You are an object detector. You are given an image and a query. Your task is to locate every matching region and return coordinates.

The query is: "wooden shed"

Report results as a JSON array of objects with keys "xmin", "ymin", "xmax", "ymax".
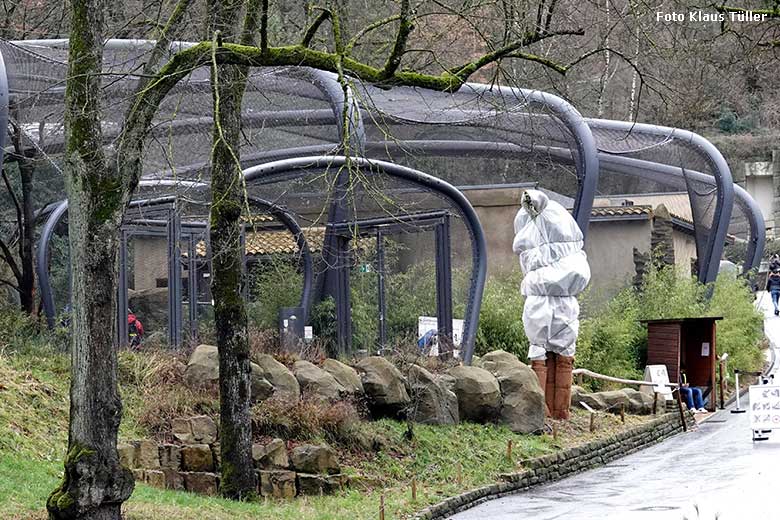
[{"xmin": 641, "ymin": 317, "xmax": 723, "ymax": 412}]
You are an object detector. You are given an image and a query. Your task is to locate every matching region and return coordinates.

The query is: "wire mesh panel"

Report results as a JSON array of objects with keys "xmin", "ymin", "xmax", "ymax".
[
  {"xmin": 587, "ymin": 119, "xmax": 736, "ymax": 281},
  {"xmin": 0, "ymin": 37, "xmax": 760, "ymax": 348},
  {"xmin": 356, "ymin": 82, "xmax": 583, "ymax": 203},
  {"xmin": 244, "ymin": 160, "xmax": 476, "ymax": 356}
]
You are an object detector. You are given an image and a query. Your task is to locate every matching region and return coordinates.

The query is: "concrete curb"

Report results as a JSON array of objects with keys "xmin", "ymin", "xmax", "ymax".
[{"xmin": 413, "ymin": 412, "xmax": 693, "ymax": 520}]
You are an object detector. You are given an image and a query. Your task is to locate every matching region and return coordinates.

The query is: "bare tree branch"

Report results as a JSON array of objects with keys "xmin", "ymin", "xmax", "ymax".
[
  {"xmin": 301, "ymin": 7, "xmax": 331, "ymax": 48},
  {"xmin": 345, "ymin": 14, "xmax": 401, "ymax": 56},
  {"xmin": 379, "ymin": 0, "xmax": 414, "ymax": 79},
  {"xmin": 141, "ymin": 0, "xmax": 195, "ymax": 78},
  {"xmin": 450, "ymin": 28, "xmax": 585, "ymax": 79}
]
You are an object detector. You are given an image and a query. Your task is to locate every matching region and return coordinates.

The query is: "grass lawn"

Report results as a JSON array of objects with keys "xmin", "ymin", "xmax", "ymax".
[{"xmin": 0, "ymin": 345, "xmax": 652, "ymax": 520}]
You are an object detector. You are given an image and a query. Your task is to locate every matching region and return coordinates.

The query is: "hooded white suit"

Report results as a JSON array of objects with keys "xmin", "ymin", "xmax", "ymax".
[{"xmin": 512, "ymin": 190, "xmax": 591, "ymax": 360}]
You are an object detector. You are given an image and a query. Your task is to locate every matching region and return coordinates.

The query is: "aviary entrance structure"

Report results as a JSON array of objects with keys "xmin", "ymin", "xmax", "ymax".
[{"xmin": 0, "ymin": 39, "xmax": 765, "ymax": 363}]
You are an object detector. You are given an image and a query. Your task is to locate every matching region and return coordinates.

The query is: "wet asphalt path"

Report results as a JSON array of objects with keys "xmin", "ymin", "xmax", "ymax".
[{"xmin": 450, "ymin": 296, "xmax": 780, "ymax": 520}]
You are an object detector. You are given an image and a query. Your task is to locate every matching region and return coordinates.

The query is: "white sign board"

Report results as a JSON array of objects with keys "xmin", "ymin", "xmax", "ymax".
[
  {"xmin": 417, "ymin": 316, "xmax": 464, "ymax": 357},
  {"xmin": 749, "ymin": 385, "xmax": 780, "ymax": 430},
  {"xmin": 304, "ymin": 326, "xmax": 313, "ymax": 341},
  {"xmin": 701, "ymin": 342, "xmax": 710, "ymax": 357},
  {"xmin": 640, "ymin": 364, "xmax": 673, "ymax": 400}
]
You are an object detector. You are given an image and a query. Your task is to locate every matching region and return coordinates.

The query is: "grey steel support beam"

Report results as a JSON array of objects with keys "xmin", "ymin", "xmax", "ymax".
[
  {"xmin": 167, "ymin": 207, "xmax": 183, "ymax": 348},
  {"xmin": 188, "ymin": 234, "xmax": 199, "ymax": 342},
  {"xmin": 435, "ymin": 215, "xmax": 454, "ymax": 355},
  {"xmin": 118, "ymin": 229, "xmax": 129, "ymax": 347},
  {"xmin": 376, "ymin": 230, "xmax": 387, "ymax": 350},
  {"xmin": 306, "ymin": 70, "xmax": 366, "ymax": 317},
  {"xmin": 463, "ymin": 84, "xmax": 599, "ymax": 239},
  {"xmin": 596, "ymin": 153, "xmax": 763, "ymax": 275},
  {"xmin": 243, "ymin": 156, "xmax": 487, "ymax": 365},
  {"xmin": 244, "ymin": 196, "xmax": 315, "ymax": 321},
  {"xmin": 37, "ymin": 200, "xmax": 69, "ymax": 328},
  {"xmin": 335, "ymin": 233, "xmax": 352, "ymax": 357}
]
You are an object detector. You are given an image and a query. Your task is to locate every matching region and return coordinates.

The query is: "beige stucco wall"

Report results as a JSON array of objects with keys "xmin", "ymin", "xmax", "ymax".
[
  {"xmin": 672, "ymin": 230, "xmax": 696, "ymax": 278},
  {"xmin": 396, "ymin": 188, "xmax": 655, "ymax": 301},
  {"xmin": 584, "ymin": 220, "xmax": 652, "ymax": 299},
  {"xmin": 133, "ymin": 236, "xmax": 168, "ymax": 291}
]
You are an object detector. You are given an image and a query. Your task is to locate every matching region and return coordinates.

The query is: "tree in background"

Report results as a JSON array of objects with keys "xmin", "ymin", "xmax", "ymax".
[{"xmin": 42, "ymin": 0, "xmax": 635, "ymax": 514}]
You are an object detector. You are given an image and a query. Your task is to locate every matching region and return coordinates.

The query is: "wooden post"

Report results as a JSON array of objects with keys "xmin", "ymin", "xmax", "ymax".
[
  {"xmin": 456, "ymin": 462, "xmax": 463, "ymax": 486},
  {"xmin": 506, "ymin": 439, "xmax": 513, "ymax": 460},
  {"xmin": 718, "ymin": 360, "xmax": 725, "ymax": 410},
  {"xmin": 552, "ymin": 422, "xmax": 558, "ymax": 441},
  {"xmin": 620, "ymin": 403, "xmax": 625, "ymax": 423},
  {"xmin": 676, "ymin": 389, "xmax": 688, "ymax": 432},
  {"xmin": 589, "ymin": 412, "xmax": 595, "ymax": 433},
  {"xmin": 652, "ymin": 392, "xmax": 658, "ymax": 415},
  {"xmin": 380, "ymin": 494, "xmax": 385, "ymax": 520},
  {"xmin": 411, "ymin": 478, "xmax": 417, "ymax": 501}
]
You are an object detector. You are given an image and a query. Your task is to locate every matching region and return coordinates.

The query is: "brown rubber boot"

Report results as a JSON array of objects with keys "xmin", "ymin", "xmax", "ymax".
[
  {"xmin": 531, "ymin": 359, "xmax": 549, "ymax": 416},
  {"xmin": 545, "ymin": 352, "xmax": 556, "ymax": 418},
  {"xmin": 552, "ymin": 355, "xmax": 574, "ymax": 420}
]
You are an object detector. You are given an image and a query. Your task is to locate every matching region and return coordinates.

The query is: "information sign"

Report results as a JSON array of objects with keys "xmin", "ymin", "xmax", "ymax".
[
  {"xmin": 749, "ymin": 385, "xmax": 780, "ymax": 430},
  {"xmin": 641, "ymin": 364, "xmax": 673, "ymax": 400}
]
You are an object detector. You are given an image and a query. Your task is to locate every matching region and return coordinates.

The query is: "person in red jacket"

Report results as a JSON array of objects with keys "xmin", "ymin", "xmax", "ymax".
[{"xmin": 127, "ymin": 310, "xmax": 144, "ymax": 349}]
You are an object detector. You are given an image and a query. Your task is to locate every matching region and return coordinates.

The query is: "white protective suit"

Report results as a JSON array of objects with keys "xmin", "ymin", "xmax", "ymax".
[{"xmin": 512, "ymin": 190, "xmax": 591, "ymax": 361}]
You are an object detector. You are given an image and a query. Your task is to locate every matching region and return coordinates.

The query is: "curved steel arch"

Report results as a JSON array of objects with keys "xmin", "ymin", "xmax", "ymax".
[
  {"xmin": 243, "ymin": 155, "xmax": 487, "ymax": 365},
  {"xmin": 462, "ymin": 84, "xmax": 600, "ymax": 238},
  {"xmin": 0, "ymin": 45, "xmax": 8, "ymax": 168},
  {"xmin": 37, "ymin": 182, "xmax": 317, "ymax": 331},
  {"xmin": 37, "ymin": 180, "xmax": 209, "ymax": 322},
  {"xmin": 245, "ymin": 195, "xmax": 314, "ymax": 321},
  {"xmin": 586, "ymin": 119, "xmax": 735, "ymax": 284},
  {"xmin": 595, "ymin": 153, "xmax": 764, "ymax": 275}
]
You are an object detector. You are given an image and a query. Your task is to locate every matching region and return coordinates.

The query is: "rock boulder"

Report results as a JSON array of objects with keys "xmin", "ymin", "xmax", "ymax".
[
  {"xmin": 252, "ymin": 438, "xmax": 290, "ymax": 469},
  {"xmin": 447, "ymin": 366, "xmax": 501, "ymax": 422},
  {"xmin": 184, "ymin": 345, "xmax": 274, "ymax": 403},
  {"xmin": 479, "ymin": 350, "xmax": 524, "ymax": 377},
  {"xmin": 293, "ymin": 360, "xmax": 345, "ymax": 401},
  {"xmin": 259, "ymin": 470, "xmax": 297, "ymax": 499},
  {"xmin": 497, "ymin": 367, "xmax": 545, "ymax": 433},
  {"xmin": 254, "ymin": 354, "xmax": 300, "ymax": 402},
  {"xmin": 290, "ymin": 444, "xmax": 340, "ymax": 475},
  {"xmin": 322, "ymin": 359, "xmax": 363, "ymax": 394},
  {"xmin": 406, "ymin": 364, "xmax": 459, "ymax": 425},
  {"xmin": 355, "ymin": 357, "xmax": 410, "ymax": 417}
]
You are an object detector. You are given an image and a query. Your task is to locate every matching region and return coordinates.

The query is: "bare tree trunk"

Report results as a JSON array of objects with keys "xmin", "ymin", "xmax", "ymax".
[
  {"xmin": 208, "ymin": 0, "xmax": 256, "ymax": 499},
  {"xmin": 18, "ymin": 157, "xmax": 36, "ymax": 315},
  {"xmin": 47, "ymin": 0, "xmax": 134, "ymax": 517}
]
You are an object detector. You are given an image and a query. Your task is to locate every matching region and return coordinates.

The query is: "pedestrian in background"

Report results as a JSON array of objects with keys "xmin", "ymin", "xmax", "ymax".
[{"xmin": 766, "ymin": 265, "xmax": 780, "ymax": 316}]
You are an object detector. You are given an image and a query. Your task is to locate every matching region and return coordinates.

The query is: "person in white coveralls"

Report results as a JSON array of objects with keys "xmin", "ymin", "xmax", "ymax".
[{"xmin": 513, "ymin": 190, "xmax": 591, "ymax": 420}]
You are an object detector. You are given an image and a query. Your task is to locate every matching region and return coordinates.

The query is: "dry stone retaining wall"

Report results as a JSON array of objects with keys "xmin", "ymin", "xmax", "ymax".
[
  {"xmin": 414, "ymin": 412, "xmax": 693, "ymax": 519},
  {"xmin": 119, "ymin": 416, "xmax": 348, "ymax": 498}
]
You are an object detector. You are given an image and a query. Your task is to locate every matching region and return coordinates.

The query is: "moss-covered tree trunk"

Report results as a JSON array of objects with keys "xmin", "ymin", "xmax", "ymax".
[
  {"xmin": 47, "ymin": 0, "xmax": 134, "ymax": 518},
  {"xmin": 208, "ymin": 0, "xmax": 256, "ymax": 499}
]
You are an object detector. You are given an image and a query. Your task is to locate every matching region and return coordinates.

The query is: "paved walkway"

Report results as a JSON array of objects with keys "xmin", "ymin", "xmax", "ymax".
[{"xmin": 451, "ymin": 295, "xmax": 780, "ymax": 520}]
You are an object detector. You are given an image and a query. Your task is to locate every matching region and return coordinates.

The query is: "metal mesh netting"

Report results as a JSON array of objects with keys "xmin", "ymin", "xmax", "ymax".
[
  {"xmin": 243, "ymin": 166, "xmax": 476, "ymax": 350},
  {"xmin": 587, "ymin": 121, "xmax": 746, "ymax": 264},
  {"xmin": 0, "ymin": 38, "xmax": 759, "ymax": 347},
  {"xmin": 356, "ymin": 83, "xmax": 582, "ymax": 196}
]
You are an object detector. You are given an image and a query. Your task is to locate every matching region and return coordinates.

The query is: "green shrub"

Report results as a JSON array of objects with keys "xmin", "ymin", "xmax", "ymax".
[
  {"xmin": 637, "ymin": 265, "xmax": 706, "ymax": 321},
  {"xmin": 708, "ymin": 273, "xmax": 764, "ymax": 376},
  {"xmin": 576, "ymin": 264, "xmax": 764, "ymax": 390},
  {"xmin": 576, "ymin": 290, "xmax": 645, "ymax": 390},
  {"xmin": 247, "ymin": 258, "xmax": 303, "ymax": 330},
  {"xmin": 474, "ymin": 271, "xmax": 528, "ymax": 359}
]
